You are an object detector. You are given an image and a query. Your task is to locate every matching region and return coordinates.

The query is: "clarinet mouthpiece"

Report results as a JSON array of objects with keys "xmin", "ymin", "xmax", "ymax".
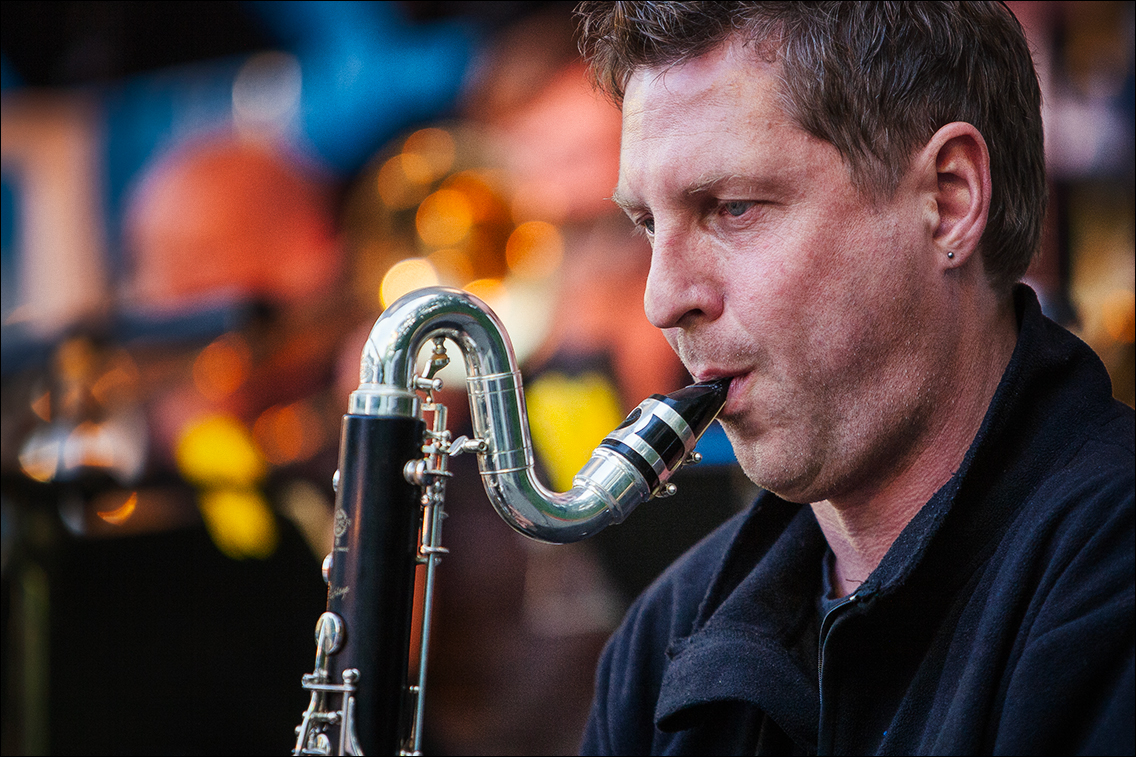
[
  {"xmin": 597, "ymin": 377, "xmax": 730, "ymax": 501},
  {"xmin": 653, "ymin": 377, "xmax": 731, "ymax": 438}
]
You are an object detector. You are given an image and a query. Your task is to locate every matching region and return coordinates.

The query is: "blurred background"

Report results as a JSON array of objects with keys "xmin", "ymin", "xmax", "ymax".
[{"xmin": 0, "ymin": 1, "xmax": 1132, "ymax": 755}]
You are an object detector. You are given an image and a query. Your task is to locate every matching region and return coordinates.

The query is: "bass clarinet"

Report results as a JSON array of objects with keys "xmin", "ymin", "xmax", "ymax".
[{"xmin": 292, "ymin": 287, "xmax": 728, "ymax": 755}]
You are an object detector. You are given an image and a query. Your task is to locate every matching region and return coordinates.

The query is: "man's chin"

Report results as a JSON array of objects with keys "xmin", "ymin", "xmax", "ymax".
[{"xmin": 728, "ymin": 434, "xmax": 824, "ymax": 504}]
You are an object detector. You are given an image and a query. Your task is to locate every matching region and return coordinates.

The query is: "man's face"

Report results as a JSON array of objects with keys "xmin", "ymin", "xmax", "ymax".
[{"xmin": 617, "ymin": 41, "xmax": 944, "ymax": 504}]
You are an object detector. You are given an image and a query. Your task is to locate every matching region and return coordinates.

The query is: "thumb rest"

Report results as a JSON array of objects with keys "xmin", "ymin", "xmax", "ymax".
[{"xmin": 293, "ymin": 287, "xmax": 728, "ymax": 755}]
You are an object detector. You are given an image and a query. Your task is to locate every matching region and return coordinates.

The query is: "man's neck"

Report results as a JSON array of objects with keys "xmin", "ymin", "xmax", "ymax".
[{"xmin": 812, "ymin": 293, "xmax": 1019, "ymax": 598}]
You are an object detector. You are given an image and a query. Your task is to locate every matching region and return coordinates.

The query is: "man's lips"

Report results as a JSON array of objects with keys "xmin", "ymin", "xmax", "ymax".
[{"xmin": 693, "ymin": 369, "xmax": 750, "ymax": 415}]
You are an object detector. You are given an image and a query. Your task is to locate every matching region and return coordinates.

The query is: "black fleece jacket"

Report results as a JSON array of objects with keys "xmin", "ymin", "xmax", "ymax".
[{"xmin": 582, "ymin": 286, "xmax": 1135, "ymax": 755}]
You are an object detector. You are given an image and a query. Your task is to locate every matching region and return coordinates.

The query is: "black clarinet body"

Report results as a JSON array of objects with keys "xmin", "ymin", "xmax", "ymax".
[
  {"xmin": 292, "ymin": 288, "xmax": 728, "ymax": 755},
  {"xmin": 328, "ymin": 414, "xmax": 425, "ymax": 755}
]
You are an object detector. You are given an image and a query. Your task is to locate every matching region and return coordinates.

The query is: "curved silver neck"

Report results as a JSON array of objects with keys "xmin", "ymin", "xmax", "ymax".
[
  {"xmin": 350, "ymin": 287, "xmax": 516, "ymax": 419},
  {"xmin": 349, "ymin": 286, "xmax": 723, "ymax": 544}
]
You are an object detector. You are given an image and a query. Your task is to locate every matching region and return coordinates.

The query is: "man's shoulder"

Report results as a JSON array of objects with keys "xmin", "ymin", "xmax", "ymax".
[
  {"xmin": 983, "ymin": 399, "xmax": 1134, "ymax": 755},
  {"xmin": 1083, "ymin": 396, "xmax": 1136, "ymax": 460},
  {"xmin": 1032, "ymin": 395, "xmax": 1134, "ymax": 520},
  {"xmin": 992, "ymin": 287, "xmax": 1133, "ymax": 534}
]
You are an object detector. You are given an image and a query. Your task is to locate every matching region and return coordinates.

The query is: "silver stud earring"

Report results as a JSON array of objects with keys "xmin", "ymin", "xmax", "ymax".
[{"xmin": 947, "ymin": 251, "xmax": 955, "ymax": 260}]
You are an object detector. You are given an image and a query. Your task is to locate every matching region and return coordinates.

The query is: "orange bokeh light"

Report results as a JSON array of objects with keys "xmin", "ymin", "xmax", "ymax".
[
  {"xmin": 506, "ymin": 221, "xmax": 564, "ymax": 280},
  {"xmin": 380, "ymin": 258, "xmax": 440, "ymax": 308},
  {"xmin": 377, "ymin": 154, "xmax": 428, "ymax": 209},
  {"xmin": 253, "ymin": 401, "xmax": 323, "ymax": 465},
  {"xmin": 402, "ymin": 128, "xmax": 456, "ymax": 183},
  {"xmin": 1102, "ymin": 289, "xmax": 1135, "ymax": 344},
  {"xmin": 416, "ymin": 189, "xmax": 474, "ymax": 248},
  {"xmin": 96, "ymin": 491, "xmax": 138, "ymax": 525},
  {"xmin": 192, "ymin": 333, "xmax": 252, "ymax": 402},
  {"xmin": 464, "ymin": 278, "xmax": 508, "ymax": 310}
]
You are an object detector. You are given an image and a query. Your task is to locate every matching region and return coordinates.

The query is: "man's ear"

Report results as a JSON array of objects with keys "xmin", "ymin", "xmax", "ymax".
[{"xmin": 916, "ymin": 122, "xmax": 991, "ymax": 269}]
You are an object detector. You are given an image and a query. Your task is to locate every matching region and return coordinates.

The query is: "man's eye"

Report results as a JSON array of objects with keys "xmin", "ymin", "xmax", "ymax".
[
  {"xmin": 722, "ymin": 201, "xmax": 753, "ymax": 217},
  {"xmin": 641, "ymin": 217, "xmax": 655, "ymax": 234}
]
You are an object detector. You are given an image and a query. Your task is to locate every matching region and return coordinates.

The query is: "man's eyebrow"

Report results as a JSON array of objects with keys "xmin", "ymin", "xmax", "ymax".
[
  {"xmin": 685, "ymin": 173, "xmax": 752, "ymax": 197},
  {"xmin": 610, "ymin": 174, "xmax": 782, "ymax": 214},
  {"xmin": 612, "ymin": 174, "xmax": 776, "ymax": 209},
  {"xmin": 610, "ymin": 189, "xmax": 644, "ymax": 212}
]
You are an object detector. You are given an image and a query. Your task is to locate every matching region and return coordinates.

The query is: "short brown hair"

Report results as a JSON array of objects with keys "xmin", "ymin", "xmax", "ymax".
[{"xmin": 576, "ymin": 1, "xmax": 1046, "ymax": 293}]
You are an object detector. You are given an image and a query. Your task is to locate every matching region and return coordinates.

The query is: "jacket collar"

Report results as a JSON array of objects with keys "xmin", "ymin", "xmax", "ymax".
[{"xmin": 657, "ymin": 500, "xmax": 825, "ymax": 747}]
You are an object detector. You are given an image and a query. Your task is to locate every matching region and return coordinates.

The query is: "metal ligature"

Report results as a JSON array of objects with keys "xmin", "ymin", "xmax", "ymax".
[{"xmin": 293, "ymin": 287, "xmax": 728, "ymax": 755}]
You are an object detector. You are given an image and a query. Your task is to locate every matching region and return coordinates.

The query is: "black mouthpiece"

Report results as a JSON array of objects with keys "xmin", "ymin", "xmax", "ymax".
[
  {"xmin": 599, "ymin": 378, "xmax": 730, "ymax": 493},
  {"xmin": 653, "ymin": 378, "xmax": 731, "ymax": 438}
]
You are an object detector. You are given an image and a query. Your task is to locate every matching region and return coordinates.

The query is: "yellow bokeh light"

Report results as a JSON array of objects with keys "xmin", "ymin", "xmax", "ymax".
[
  {"xmin": 198, "ymin": 488, "xmax": 279, "ymax": 560},
  {"xmin": 175, "ymin": 414, "xmax": 266, "ymax": 488},
  {"xmin": 526, "ymin": 371, "xmax": 625, "ymax": 491},
  {"xmin": 192, "ymin": 333, "xmax": 252, "ymax": 402},
  {"xmin": 380, "ymin": 258, "xmax": 440, "ymax": 308},
  {"xmin": 416, "ymin": 189, "xmax": 474, "ymax": 247},
  {"xmin": 506, "ymin": 221, "xmax": 564, "ymax": 280}
]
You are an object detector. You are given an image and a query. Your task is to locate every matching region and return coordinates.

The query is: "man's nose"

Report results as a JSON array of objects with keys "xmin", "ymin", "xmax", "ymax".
[{"xmin": 643, "ymin": 228, "xmax": 722, "ymax": 330}]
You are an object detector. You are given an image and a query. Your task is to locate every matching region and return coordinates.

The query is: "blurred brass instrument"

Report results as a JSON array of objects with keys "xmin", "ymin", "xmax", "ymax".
[{"xmin": 292, "ymin": 287, "xmax": 727, "ymax": 755}]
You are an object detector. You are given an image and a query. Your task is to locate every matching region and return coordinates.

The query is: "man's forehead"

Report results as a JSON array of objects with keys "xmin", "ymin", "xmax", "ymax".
[
  {"xmin": 615, "ymin": 45, "xmax": 797, "ymax": 208},
  {"xmin": 624, "ymin": 44, "xmax": 773, "ymax": 112},
  {"xmin": 620, "ymin": 49, "xmax": 787, "ymax": 154}
]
